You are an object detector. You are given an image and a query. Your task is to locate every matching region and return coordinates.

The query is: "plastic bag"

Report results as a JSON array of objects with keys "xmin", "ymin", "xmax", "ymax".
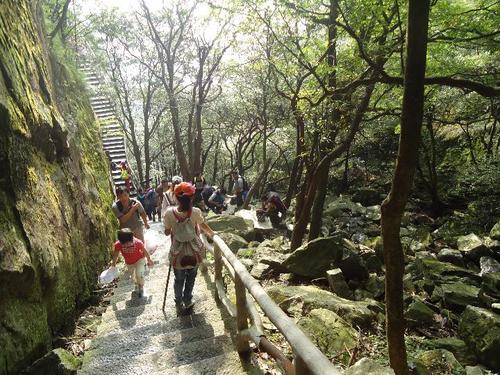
[
  {"xmin": 144, "ymin": 230, "xmax": 160, "ymax": 255},
  {"xmin": 99, "ymin": 266, "xmax": 118, "ymax": 285}
]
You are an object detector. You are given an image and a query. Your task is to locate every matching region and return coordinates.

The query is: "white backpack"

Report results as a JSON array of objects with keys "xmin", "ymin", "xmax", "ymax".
[{"xmin": 169, "ymin": 209, "xmax": 203, "ymax": 269}]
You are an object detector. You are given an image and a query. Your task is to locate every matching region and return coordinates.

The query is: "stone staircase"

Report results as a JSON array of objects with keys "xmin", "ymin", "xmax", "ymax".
[
  {"xmin": 79, "ymin": 62, "xmax": 136, "ymax": 196},
  {"xmin": 79, "ymin": 223, "xmax": 258, "ymax": 374}
]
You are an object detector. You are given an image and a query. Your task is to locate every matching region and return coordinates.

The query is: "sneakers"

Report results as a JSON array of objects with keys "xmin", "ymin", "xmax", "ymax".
[
  {"xmin": 184, "ymin": 300, "xmax": 195, "ymax": 309},
  {"xmin": 137, "ymin": 287, "xmax": 144, "ymax": 298}
]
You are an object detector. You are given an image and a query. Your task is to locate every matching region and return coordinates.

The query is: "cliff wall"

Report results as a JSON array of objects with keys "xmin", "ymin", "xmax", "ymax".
[{"xmin": 0, "ymin": 1, "xmax": 115, "ymax": 373}]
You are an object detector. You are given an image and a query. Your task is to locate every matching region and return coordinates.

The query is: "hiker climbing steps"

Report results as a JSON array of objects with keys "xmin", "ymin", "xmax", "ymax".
[
  {"xmin": 80, "ymin": 62, "xmax": 136, "ymax": 197},
  {"xmin": 80, "ymin": 223, "xmax": 254, "ymax": 374}
]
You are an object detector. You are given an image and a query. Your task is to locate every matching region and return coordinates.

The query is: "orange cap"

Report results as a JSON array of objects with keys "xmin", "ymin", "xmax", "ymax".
[{"xmin": 174, "ymin": 182, "xmax": 195, "ymax": 197}]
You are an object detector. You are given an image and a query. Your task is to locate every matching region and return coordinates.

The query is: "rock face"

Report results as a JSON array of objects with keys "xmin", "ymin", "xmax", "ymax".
[
  {"xmin": 457, "ymin": 233, "xmax": 490, "ymax": 260},
  {"xmin": 416, "ymin": 349, "xmax": 464, "ymax": 374},
  {"xmin": 459, "ymin": 306, "xmax": 500, "ymax": 372},
  {"xmin": 283, "ymin": 235, "xmax": 368, "ymax": 281},
  {"xmin": 0, "ymin": 2, "xmax": 115, "ymax": 372}
]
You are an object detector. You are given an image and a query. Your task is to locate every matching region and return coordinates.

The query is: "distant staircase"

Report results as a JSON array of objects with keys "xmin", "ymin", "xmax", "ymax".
[{"xmin": 79, "ymin": 62, "xmax": 136, "ymax": 196}]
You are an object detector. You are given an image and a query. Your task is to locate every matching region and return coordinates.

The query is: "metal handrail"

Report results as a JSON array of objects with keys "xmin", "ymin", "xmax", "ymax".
[{"xmin": 210, "ymin": 235, "xmax": 341, "ymax": 375}]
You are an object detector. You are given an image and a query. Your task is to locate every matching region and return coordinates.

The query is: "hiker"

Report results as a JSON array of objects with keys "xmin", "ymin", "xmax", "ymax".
[
  {"xmin": 137, "ymin": 187, "xmax": 146, "ymax": 207},
  {"xmin": 112, "ymin": 186, "xmax": 150, "ymax": 241},
  {"xmin": 161, "ymin": 176, "xmax": 182, "ymax": 220},
  {"xmin": 120, "ymin": 161, "xmax": 132, "ymax": 192},
  {"xmin": 231, "ymin": 171, "xmax": 248, "ymax": 208},
  {"xmin": 111, "ymin": 228, "xmax": 154, "ymax": 298},
  {"xmin": 145, "ymin": 186, "xmax": 157, "ymax": 222},
  {"xmin": 257, "ymin": 189, "xmax": 287, "ymax": 228},
  {"xmin": 207, "ymin": 187, "xmax": 226, "ymax": 214},
  {"xmin": 201, "ymin": 184, "xmax": 215, "ymax": 210},
  {"xmin": 163, "ymin": 182, "xmax": 215, "ymax": 310},
  {"xmin": 192, "ymin": 173, "xmax": 206, "ymax": 210},
  {"xmin": 155, "ymin": 178, "xmax": 169, "ymax": 219}
]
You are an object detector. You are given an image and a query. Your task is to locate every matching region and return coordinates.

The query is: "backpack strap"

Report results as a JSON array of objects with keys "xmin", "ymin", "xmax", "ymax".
[
  {"xmin": 164, "ymin": 192, "xmax": 174, "ymax": 206},
  {"xmin": 172, "ymin": 208, "xmax": 192, "ymax": 222}
]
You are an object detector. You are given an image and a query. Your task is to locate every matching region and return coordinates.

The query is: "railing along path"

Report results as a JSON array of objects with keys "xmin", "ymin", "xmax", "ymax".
[{"xmin": 202, "ymin": 234, "xmax": 341, "ymax": 375}]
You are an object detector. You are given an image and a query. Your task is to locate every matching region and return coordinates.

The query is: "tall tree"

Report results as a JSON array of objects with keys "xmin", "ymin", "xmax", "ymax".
[{"xmin": 380, "ymin": 1, "xmax": 431, "ymax": 374}]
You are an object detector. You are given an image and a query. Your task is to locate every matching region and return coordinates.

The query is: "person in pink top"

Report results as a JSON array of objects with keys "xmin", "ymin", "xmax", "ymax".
[{"xmin": 111, "ymin": 228, "xmax": 154, "ymax": 298}]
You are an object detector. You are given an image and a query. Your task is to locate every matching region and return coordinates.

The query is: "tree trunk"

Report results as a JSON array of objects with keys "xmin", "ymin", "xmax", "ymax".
[
  {"xmin": 308, "ymin": 159, "xmax": 330, "ymax": 241},
  {"xmin": 380, "ymin": 1, "xmax": 430, "ymax": 374},
  {"xmin": 242, "ymin": 159, "xmax": 271, "ymax": 209}
]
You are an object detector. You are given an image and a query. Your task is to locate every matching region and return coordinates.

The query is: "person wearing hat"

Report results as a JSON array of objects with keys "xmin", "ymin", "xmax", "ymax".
[{"xmin": 163, "ymin": 182, "xmax": 215, "ymax": 310}]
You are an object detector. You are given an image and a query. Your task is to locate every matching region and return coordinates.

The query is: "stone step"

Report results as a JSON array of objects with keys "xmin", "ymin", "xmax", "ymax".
[
  {"xmin": 90, "ymin": 99, "xmax": 110, "ymax": 106},
  {"xmin": 173, "ymin": 352, "xmax": 250, "ymax": 375},
  {"xmin": 102, "ymin": 136, "xmax": 124, "ymax": 143},
  {"xmin": 92, "ymin": 103, "xmax": 113, "ymax": 111},
  {"xmin": 97, "ymin": 304, "xmax": 228, "ymax": 337},
  {"xmin": 103, "ymin": 143, "xmax": 124, "ymax": 150},
  {"xmin": 89, "ymin": 320, "xmax": 229, "ymax": 361},
  {"xmin": 81, "ymin": 334, "xmax": 235, "ymax": 375},
  {"xmin": 101, "ymin": 289, "xmax": 214, "ymax": 321}
]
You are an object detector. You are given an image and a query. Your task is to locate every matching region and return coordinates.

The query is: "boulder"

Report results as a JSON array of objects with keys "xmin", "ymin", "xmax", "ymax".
[
  {"xmin": 364, "ymin": 274, "xmax": 385, "ymax": 299},
  {"xmin": 458, "ymin": 306, "xmax": 500, "ymax": 372},
  {"xmin": 250, "ymin": 263, "xmax": 269, "ymax": 280},
  {"xmin": 364, "ymin": 236, "xmax": 384, "ymax": 261},
  {"xmin": 465, "ymin": 365, "xmax": 487, "ymax": 375},
  {"xmin": 297, "ymin": 309, "xmax": 357, "ymax": 358},
  {"xmin": 428, "ymin": 337, "xmax": 477, "ymax": 366},
  {"xmin": 431, "ymin": 282, "xmax": 480, "ymax": 311},
  {"xmin": 206, "ymin": 215, "xmax": 254, "ymax": 240},
  {"xmin": 219, "ymin": 232, "xmax": 248, "ymax": 253},
  {"xmin": 23, "ymin": 348, "xmax": 81, "ymax": 375},
  {"xmin": 412, "ymin": 258, "xmax": 481, "ymax": 286},
  {"xmin": 358, "ymin": 245, "xmax": 383, "ymax": 273},
  {"xmin": 365, "ymin": 205, "xmax": 381, "ymax": 221},
  {"xmin": 481, "ymin": 271, "xmax": 500, "ymax": 298},
  {"xmin": 235, "ymin": 209, "xmax": 273, "ymax": 231},
  {"xmin": 405, "ymin": 299, "xmax": 435, "ymax": 325},
  {"xmin": 457, "ymin": 234, "xmax": 490, "ymax": 261},
  {"xmin": 267, "ymin": 284, "xmax": 382, "ymax": 327},
  {"xmin": 416, "ymin": 349, "xmax": 464, "ymax": 374},
  {"xmin": 483, "ymin": 237, "xmax": 500, "ymax": 252},
  {"xmin": 479, "ymin": 256, "xmax": 500, "ymax": 276},
  {"xmin": 490, "ymin": 221, "xmax": 500, "ymax": 240},
  {"xmin": 437, "ymin": 248, "xmax": 465, "ymax": 267},
  {"xmin": 345, "ymin": 358, "xmax": 394, "ymax": 375},
  {"xmin": 352, "ymin": 188, "xmax": 381, "ymax": 206},
  {"xmin": 283, "ymin": 235, "xmax": 368, "ymax": 281},
  {"xmin": 326, "ymin": 269, "xmax": 353, "ymax": 299}
]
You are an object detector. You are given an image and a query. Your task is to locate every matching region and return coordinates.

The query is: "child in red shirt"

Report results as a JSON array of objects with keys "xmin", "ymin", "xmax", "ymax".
[{"xmin": 112, "ymin": 228, "xmax": 154, "ymax": 297}]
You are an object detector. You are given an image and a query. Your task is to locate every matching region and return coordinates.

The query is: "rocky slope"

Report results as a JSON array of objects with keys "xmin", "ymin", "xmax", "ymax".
[{"xmin": 0, "ymin": 1, "xmax": 115, "ymax": 373}]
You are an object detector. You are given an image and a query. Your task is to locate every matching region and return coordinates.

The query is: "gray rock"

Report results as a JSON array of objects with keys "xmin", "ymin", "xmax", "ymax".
[
  {"xmin": 465, "ymin": 365, "xmax": 487, "ymax": 375},
  {"xmin": 483, "ymin": 236, "xmax": 500, "ymax": 252},
  {"xmin": 298, "ymin": 309, "xmax": 357, "ymax": 359},
  {"xmin": 267, "ymin": 285, "xmax": 382, "ymax": 327},
  {"xmin": 437, "ymin": 248, "xmax": 465, "ymax": 267},
  {"xmin": 24, "ymin": 348, "xmax": 81, "ymax": 375},
  {"xmin": 345, "ymin": 358, "xmax": 394, "ymax": 375},
  {"xmin": 219, "ymin": 232, "xmax": 248, "ymax": 253},
  {"xmin": 428, "ymin": 337, "xmax": 477, "ymax": 366},
  {"xmin": 490, "ymin": 221, "xmax": 500, "ymax": 240},
  {"xmin": 457, "ymin": 233, "xmax": 490, "ymax": 261},
  {"xmin": 326, "ymin": 269, "xmax": 353, "ymax": 299},
  {"xmin": 405, "ymin": 299, "xmax": 435, "ymax": 325},
  {"xmin": 250, "ymin": 263, "xmax": 269, "ymax": 280},
  {"xmin": 416, "ymin": 349, "xmax": 464, "ymax": 374},
  {"xmin": 365, "ymin": 274, "xmax": 385, "ymax": 299},
  {"xmin": 431, "ymin": 282, "xmax": 480, "ymax": 311},
  {"xmin": 459, "ymin": 306, "xmax": 500, "ymax": 372},
  {"xmin": 479, "ymin": 256, "xmax": 500, "ymax": 276},
  {"xmin": 283, "ymin": 235, "xmax": 368, "ymax": 281}
]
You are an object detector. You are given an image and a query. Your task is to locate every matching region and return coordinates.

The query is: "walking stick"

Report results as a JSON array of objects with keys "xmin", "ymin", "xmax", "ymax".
[{"xmin": 162, "ymin": 263, "xmax": 172, "ymax": 312}]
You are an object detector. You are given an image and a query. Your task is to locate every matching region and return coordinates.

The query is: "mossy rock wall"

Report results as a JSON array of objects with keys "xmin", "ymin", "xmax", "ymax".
[{"xmin": 0, "ymin": 1, "xmax": 115, "ymax": 373}]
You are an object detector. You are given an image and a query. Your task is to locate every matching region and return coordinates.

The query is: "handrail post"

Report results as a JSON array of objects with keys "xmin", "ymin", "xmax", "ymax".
[
  {"xmin": 214, "ymin": 243, "xmax": 223, "ymax": 303},
  {"xmin": 235, "ymin": 273, "xmax": 251, "ymax": 355},
  {"xmin": 294, "ymin": 354, "xmax": 313, "ymax": 375}
]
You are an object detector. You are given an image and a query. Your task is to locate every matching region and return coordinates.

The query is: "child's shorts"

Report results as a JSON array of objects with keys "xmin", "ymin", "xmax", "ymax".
[{"xmin": 127, "ymin": 258, "xmax": 146, "ymax": 285}]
